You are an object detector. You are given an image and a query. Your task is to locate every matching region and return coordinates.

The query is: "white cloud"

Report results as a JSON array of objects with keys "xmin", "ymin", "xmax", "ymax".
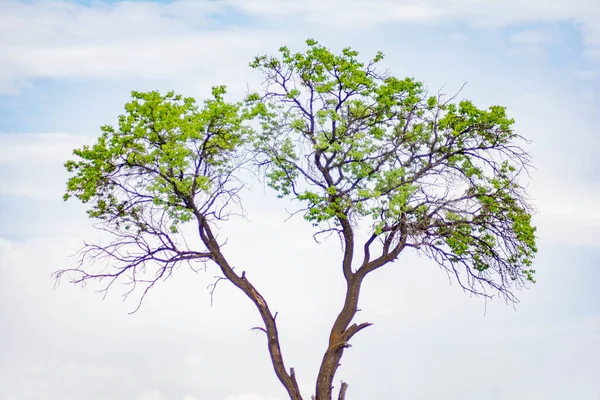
[
  {"xmin": 225, "ymin": 0, "xmax": 597, "ymax": 25},
  {"xmin": 183, "ymin": 353, "xmax": 204, "ymax": 367},
  {"xmin": 226, "ymin": 0, "xmax": 600, "ymax": 47},
  {"xmin": 585, "ymin": 47, "xmax": 600, "ymax": 59},
  {"xmin": 0, "ymin": 0, "xmax": 599, "ymax": 94},
  {"xmin": 0, "ymin": 237, "xmax": 15, "ymax": 254},
  {"xmin": 0, "ymin": 133, "xmax": 90, "ymax": 165},
  {"xmin": 224, "ymin": 394, "xmax": 280, "ymax": 400},
  {"xmin": 0, "ymin": 1, "xmax": 284, "ymax": 94},
  {"xmin": 534, "ymin": 182, "xmax": 600, "ymax": 247},
  {"xmin": 574, "ymin": 69, "xmax": 599, "ymax": 79},
  {"xmin": 510, "ymin": 28, "xmax": 562, "ymax": 45},
  {"xmin": 135, "ymin": 390, "xmax": 167, "ymax": 400},
  {"xmin": 0, "ymin": 133, "xmax": 92, "ymax": 200}
]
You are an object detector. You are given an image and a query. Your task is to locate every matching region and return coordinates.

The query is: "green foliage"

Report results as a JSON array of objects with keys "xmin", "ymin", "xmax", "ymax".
[
  {"xmin": 247, "ymin": 39, "xmax": 537, "ymax": 287},
  {"xmin": 64, "ymin": 38, "xmax": 537, "ymax": 298},
  {"xmin": 65, "ymin": 87, "xmax": 252, "ymax": 233}
]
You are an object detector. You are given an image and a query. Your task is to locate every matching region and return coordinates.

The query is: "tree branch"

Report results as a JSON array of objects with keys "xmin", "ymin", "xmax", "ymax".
[{"xmin": 196, "ymin": 216, "xmax": 303, "ymax": 400}]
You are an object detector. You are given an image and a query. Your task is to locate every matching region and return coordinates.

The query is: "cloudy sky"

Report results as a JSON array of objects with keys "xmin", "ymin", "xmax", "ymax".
[{"xmin": 0, "ymin": 0, "xmax": 599, "ymax": 399}]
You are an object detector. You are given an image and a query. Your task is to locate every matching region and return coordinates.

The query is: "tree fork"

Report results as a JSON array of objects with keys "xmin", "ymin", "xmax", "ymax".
[{"xmin": 315, "ymin": 275, "xmax": 372, "ymax": 400}]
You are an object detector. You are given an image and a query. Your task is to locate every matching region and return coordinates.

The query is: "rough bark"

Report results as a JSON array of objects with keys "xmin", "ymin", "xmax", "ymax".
[{"xmin": 314, "ymin": 213, "xmax": 407, "ymax": 400}]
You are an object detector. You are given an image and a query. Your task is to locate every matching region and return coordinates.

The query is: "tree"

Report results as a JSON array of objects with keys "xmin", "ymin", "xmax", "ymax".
[{"xmin": 55, "ymin": 39, "xmax": 537, "ymax": 400}]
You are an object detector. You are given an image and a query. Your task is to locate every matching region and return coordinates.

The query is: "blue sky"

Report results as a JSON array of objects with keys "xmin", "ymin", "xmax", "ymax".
[{"xmin": 0, "ymin": 1, "xmax": 599, "ymax": 400}]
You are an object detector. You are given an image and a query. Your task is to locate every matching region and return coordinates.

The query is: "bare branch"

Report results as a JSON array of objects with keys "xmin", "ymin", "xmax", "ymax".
[{"xmin": 337, "ymin": 381, "xmax": 349, "ymax": 400}]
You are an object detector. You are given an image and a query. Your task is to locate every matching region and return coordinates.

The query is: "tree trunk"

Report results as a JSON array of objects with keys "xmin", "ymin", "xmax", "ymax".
[{"xmin": 314, "ymin": 277, "xmax": 371, "ymax": 400}]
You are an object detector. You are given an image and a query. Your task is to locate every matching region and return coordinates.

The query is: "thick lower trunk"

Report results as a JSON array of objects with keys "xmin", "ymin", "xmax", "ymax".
[{"xmin": 314, "ymin": 279, "xmax": 365, "ymax": 400}]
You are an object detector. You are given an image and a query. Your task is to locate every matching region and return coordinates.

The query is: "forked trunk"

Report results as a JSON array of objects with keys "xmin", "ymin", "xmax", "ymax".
[{"xmin": 313, "ymin": 278, "xmax": 370, "ymax": 400}]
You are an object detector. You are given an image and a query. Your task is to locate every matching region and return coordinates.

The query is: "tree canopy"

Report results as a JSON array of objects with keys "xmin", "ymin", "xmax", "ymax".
[{"xmin": 57, "ymin": 39, "xmax": 537, "ymax": 400}]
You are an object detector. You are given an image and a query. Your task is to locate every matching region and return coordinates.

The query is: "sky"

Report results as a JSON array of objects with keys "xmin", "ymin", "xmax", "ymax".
[{"xmin": 0, "ymin": 0, "xmax": 599, "ymax": 399}]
